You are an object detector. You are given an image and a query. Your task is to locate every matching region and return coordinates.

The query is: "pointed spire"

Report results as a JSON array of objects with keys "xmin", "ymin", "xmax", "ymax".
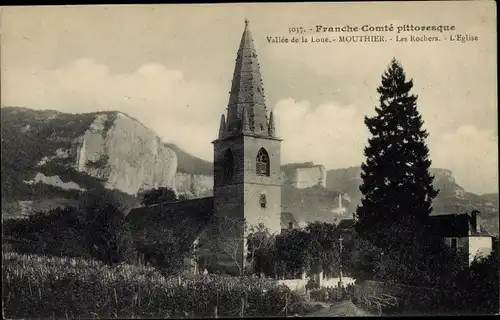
[
  {"xmin": 268, "ymin": 111, "xmax": 276, "ymax": 137},
  {"xmin": 223, "ymin": 19, "xmax": 268, "ymax": 137},
  {"xmin": 242, "ymin": 106, "xmax": 251, "ymax": 133},
  {"xmin": 218, "ymin": 114, "xmax": 226, "ymax": 138}
]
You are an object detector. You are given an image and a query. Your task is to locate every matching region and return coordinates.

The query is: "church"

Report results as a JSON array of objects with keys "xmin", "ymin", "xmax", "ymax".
[{"xmin": 127, "ymin": 19, "xmax": 295, "ymax": 275}]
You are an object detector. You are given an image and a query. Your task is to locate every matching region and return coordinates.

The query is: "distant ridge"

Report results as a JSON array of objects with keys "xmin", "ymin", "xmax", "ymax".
[{"xmin": 164, "ymin": 143, "xmax": 212, "ymax": 175}]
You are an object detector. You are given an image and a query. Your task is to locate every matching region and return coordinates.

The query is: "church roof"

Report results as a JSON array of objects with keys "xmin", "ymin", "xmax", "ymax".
[
  {"xmin": 126, "ymin": 197, "xmax": 214, "ymax": 251},
  {"xmin": 217, "ymin": 19, "xmax": 277, "ymax": 140}
]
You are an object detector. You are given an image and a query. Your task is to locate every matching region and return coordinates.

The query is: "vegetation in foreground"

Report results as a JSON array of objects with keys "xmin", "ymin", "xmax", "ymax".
[{"xmin": 2, "ymin": 251, "xmax": 311, "ymax": 319}]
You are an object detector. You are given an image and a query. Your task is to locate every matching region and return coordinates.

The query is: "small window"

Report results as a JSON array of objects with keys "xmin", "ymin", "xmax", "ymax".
[
  {"xmin": 260, "ymin": 194, "xmax": 267, "ymax": 208},
  {"xmin": 260, "ymin": 123, "xmax": 264, "ymax": 130},
  {"xmin": 451, "ymin": 238, "xmax": 458, "ymax": 252},
  {"xmin": 288, "ymin": 222, "xmax": 293, "ymax": 229}
]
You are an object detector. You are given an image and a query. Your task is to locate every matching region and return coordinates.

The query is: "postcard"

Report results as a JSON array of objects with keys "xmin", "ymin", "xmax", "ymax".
[{"xmin": 1, "ymin": 2, "xmax": 497, "ymax": 318}]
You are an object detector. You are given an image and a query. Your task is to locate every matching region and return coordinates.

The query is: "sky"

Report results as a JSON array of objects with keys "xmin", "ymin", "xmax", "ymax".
[{"xmin": 1, "ymin": 2, "xmax": 497, "ymax": 194}]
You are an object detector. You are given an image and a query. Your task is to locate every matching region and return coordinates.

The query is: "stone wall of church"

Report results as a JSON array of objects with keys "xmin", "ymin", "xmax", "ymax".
[
  {"xmin": 242, "ymin": 135, "xmax": 282, "ymax": 186},
  {"xmin": 212, "ymin": 183, "xmax": 246, "ymax": 273},
  {"xmin": 213, "ymin": 136, "xmax": 245, "ymax": 186},
  {"xmin": 242, "ymin": 135, "xmax": 282, "ymax": 235},
  {"xmin": 244, "ymin": 183, "xmax": 282, "ymax": 235},
  {"xmin": 211, "ymin": 134, "xmax": 282, "ymax": 273}
]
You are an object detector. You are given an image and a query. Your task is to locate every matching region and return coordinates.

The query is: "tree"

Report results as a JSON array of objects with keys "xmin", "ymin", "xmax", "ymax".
[
  {"xmin": 206, "ymin": 216, "xmax": 248, "ymax": 276},
  {"xmin": 81, "ymin": 190, "xmax": 137, "ymax": 265},
  {"xmin": 356, "ymin": 58, "xmax": 439, "ymax": 253},
  {"xmin": 135, "ymin": 226, "xmax": 185, "ymax": 272},
  {"xmin": 465, "ymin": 244, "xmax": 499, "ymax": 314},
  {"xmin": 305, "ymin": 222, "xmax": 341, "ymax": 277},
  {"xmin": 271, "ymin": 222, "xmax": 347, "ymax": 279},
  {"xmin": 246, "ymin": 223, "xmax": 275, "ymax": 275},
  {"xmin": 274, "ymin": 229, "xmax": 312, "ymax": 279},
  {"xmin": 139, "ymin": 187, "xmax": 179, "ymax": 206}
]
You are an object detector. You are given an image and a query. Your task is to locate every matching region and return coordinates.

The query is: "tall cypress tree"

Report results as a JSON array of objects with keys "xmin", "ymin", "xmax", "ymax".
[{"xmin": 355, "ymin": 58, "xmax": 439, "ymax": 250}]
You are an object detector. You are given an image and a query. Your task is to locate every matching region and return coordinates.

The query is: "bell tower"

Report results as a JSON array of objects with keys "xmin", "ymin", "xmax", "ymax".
[{"xmin": 211, "ymin": 19, "xmax": 282, "ymax": 273}]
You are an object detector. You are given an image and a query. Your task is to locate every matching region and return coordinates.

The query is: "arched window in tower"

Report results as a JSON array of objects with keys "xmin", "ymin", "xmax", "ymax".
[
  {"xmin": 223, "ymin": 149, "xmax": 234, "ymax": 183},
  {"xmin": 256, "ymin": 148, "xmax": 270, "ymax": 176}
]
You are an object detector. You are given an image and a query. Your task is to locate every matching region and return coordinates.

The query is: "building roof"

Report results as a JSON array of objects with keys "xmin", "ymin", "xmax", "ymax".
[
  {"xmin": 281, "ymin": 211, "xmax": 299, "ymax": 229},
  {"xmin": 127, "ymin": 197, "xmax": 302, "ymax": 250},
  {"xmin": 337, "ymin": 218, "xmax": 356, "ymax": 230},
  {"xmin": 428, "ymin": 213, "xmax": 492, "ymax": 238},
  {"xmin": 126, "ymin": 197, "xmax": 214, "ymax": 251}
]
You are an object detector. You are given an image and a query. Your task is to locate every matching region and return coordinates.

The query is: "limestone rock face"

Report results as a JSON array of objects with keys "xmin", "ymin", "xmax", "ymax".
[
  {"xmin": 1, "ymin": 107, "xmax": 179, "ymax": 200},
  {"xmin": 75, "ymin": 113, "xmax": 178, "ymax": 195},
  {"xmin": 175, "ymin": 173, "xmax": 214, "ymax": 199},
  {"xmin": 282, "ymin": 162, "xmax": 326, "ymax": 189}
]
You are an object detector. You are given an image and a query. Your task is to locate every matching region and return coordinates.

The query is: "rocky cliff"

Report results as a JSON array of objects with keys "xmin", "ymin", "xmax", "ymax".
[
  {"xmin": 2, "ymin": 107, "xmax": 178, "ymax": 195},
  {"xmin": 75, "ymin": 112, "xmax": 179, "ymax": 195},
  {"xmin": 1, "ymin": 107, "xmax": 209, "ymax": 216},
  {"xmin": 281, "ymin": 162, "xmax": 326, "ymax": 189},
  {"xmin": 174, "ymin": 173, "xmax": 213, "ymax": 199}
]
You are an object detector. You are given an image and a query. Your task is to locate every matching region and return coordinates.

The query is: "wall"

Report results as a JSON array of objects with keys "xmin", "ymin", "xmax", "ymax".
[
  {"xmin": 276, "ymin": 274, "xmax": 356, "ymax": 294},
  {"xmin": 443, "ymin": 236, "xmax": 493, "ymax": 266},
  {"xmin": 468, "ymin": 236, "xmax": 493, "ymax": 264},
  {"xmin": 321, "ymin": 276, "xmax": 356, "ymax": 288},
  {"xmin": 244, "ymin": 183, "xmax": 282, "ymax": 235},
  {"xmin": 444, "ymin": 236, "xmax": 469, "ymax": 252},
  {"xmin": 276, "ymin": 279, "xmax": 307, "ymax": 294},
  {"xmin": 444, "ymin": 236, "xmax": 469, "ymax": 268}
]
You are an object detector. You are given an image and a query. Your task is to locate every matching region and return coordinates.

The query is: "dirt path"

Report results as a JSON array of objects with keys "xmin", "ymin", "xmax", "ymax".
[{"xmin": 305, "ymin": 300, "xmax": 377, "ymax": 317}]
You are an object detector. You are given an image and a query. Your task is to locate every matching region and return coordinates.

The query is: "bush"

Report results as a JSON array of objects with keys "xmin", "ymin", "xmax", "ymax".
[
  {"xmin": 3, "ymin": 191, "xmax": 138, "ymax": 265},
  {"xmin": 3, "ymin": 252, "xmax": 309, "ymax": 318}
]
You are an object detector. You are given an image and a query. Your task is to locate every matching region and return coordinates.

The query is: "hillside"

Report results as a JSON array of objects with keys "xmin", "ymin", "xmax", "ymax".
[
  {"xmin": 281, "ymin": 184, "xmax": 350, "ymax": 226},
  {"xmin": 326, "ymin": 166, "xmax": 499, "ymax": 236},
  {"xmin": 164, "ymin": 143, "xmax": 212, "ymax": 175},
  {"xmin": 1, "ymin": 107, "xmax": 200, "ymax": 217}
]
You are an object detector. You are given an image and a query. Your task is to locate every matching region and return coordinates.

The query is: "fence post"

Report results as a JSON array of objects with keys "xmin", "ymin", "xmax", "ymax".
[
  {"xmin": 285, "ymin": 293, "xmax": 288, "ymax": 317},
  {"xmin": 214, "ymin": 288, "xmax": 219, "ymax": 318},
  {"xmin": 240, "ymin": 296, "xmax": 245, "ymax": 318}
]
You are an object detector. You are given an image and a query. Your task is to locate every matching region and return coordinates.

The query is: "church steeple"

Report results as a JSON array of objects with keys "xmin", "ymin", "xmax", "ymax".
[
  {"xmin": 210, "ymin": 20, "xmax": 283, "ymax": 273},
  {"xmin": 221, "ymin": 19, "xmax": 270, "ymax": 138}
]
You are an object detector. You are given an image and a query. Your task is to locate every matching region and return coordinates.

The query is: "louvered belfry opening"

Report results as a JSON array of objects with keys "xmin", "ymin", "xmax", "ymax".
[
  {"xmin": 256, "ymin": 148, "xmax": 270, "ymax": 176},
  {"xmin": 223, "ymin": 148, "xmax": 234, "ymax": 183}
]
